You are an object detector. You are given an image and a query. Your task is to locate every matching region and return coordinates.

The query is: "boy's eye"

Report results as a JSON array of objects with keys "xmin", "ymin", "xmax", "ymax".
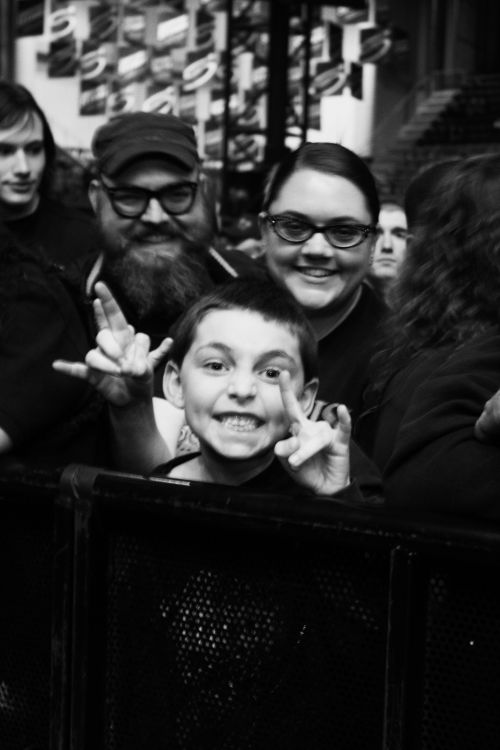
[
  {"xmin": 204, "ymin": 360, "xmax": 227, "ymax": 372},
  {"xmin": 260, "ymin": 367, "xmax": 281, "ymax": 381}
]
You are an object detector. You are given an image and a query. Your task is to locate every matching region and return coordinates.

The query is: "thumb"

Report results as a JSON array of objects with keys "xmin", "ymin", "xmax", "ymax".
[
  {"xmin": 149, "ymin": 337, "xmax": 173, "ymax": 369},
  {"xmin": 335, "ymin": 404, "xmax": 352, "ymax": 446}
]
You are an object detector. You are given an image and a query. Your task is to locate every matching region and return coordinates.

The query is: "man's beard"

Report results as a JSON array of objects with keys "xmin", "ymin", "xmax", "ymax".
[{"xmin": 102, "ymin": 239, "xmax": 213, "ymax": 323}]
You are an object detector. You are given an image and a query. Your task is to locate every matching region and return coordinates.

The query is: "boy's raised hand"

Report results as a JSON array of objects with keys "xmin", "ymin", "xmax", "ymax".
[
  {"xmin": 274, "ymin": 371, "xmax": 351, "ymax": 495},
  {"xmin": 53, "ymin": 282, "xmax": 172, "ymax": 407}
]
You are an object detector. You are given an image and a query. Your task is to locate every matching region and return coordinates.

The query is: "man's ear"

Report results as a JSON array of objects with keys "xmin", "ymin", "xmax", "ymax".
[
  {"xmin": 163, "ymin": 361, "xmax": 185, "ymax": 409},
  {"xmin": 299, "ymin": 378, "xmax": 319, "ymax": 417},
  {"xmin": 88, "ymin": 179, "xmax": 100, "ymax": 214}
]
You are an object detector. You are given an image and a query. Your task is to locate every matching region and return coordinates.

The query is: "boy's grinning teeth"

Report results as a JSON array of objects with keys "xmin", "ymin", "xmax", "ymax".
[{"xmin": 218, "ymin": 415, "xmax": 261, "ymax": 431}]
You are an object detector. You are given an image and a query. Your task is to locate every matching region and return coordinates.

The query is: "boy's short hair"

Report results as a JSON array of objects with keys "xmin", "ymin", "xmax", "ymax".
[{"xmin": 169, "ymin": 279, "xmax": 319, "ymax": 382}]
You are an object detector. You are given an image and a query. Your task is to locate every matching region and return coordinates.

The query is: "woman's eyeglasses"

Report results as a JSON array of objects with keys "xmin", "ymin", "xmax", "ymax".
[
  {"xmin": 260, "ymin": 212, "xmax": 376, "ymax": 249},
  {"xmin": 101, "ymin": 181, "xmax": 198, "ymax": 218}
]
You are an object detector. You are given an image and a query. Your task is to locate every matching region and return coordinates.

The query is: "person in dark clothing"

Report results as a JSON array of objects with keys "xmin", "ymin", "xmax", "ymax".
[
  {"xmin": 356, "ymin": 154, "xmax": 500, "ymax": 520},
  {"xmin": 2, "ymin": 111, "xmax": 261, "ymax": 469},
  {"xmin": 258, "ymin": 142, "xmax": 386, "ymax": 423},
  {"xmin": 0, "ymin": 223, "xmax": 103, "ymax": 466},
  {"xmin": 0, "ymin": 80, "xmax": 98, "ymax": 266}
]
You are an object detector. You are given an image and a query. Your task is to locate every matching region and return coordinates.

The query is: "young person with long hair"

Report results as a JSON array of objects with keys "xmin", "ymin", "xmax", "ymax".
[
  {"xmin": 0, "ymin": 80, "xmax": 98, "ymax": 266},
  {"xmin": 356, "ymin": 154, "xmax": 500, "ymax": 519}
]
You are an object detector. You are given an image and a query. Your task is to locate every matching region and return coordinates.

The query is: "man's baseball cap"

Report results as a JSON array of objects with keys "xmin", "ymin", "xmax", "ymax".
[{"xmin": 91, "ymin": 112, "xmax": 199, "ymax": 176}]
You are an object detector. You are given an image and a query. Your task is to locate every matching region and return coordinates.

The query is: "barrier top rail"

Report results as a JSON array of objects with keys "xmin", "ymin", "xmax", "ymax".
[{"xmin": 56, "ymin": 462, "xmax": 500, "ymax": 561}]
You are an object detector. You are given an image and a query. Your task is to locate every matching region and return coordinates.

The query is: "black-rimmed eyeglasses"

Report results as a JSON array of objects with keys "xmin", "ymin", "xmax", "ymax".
[
  {"xmin": 100, "ymin": 180, "xmax": 198, "ymax": 218},
  {"xmin": 260, "ymin": 212, "xmax": 377, "ymax": 249}
]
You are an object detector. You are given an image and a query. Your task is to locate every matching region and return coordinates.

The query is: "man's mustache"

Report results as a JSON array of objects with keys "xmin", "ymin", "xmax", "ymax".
[{"xmin": 133, "ymin": 225, "xmax": 185, "ymax": 241}]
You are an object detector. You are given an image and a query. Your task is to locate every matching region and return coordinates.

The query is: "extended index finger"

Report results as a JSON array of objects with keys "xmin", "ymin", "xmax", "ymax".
[
  {"xmin": 279, "ymin": 370, "xmax": 307, "ymax": 428},
  {"xmin": 94, "ymin": 281, "xmax": 130, "ymax": 335}
]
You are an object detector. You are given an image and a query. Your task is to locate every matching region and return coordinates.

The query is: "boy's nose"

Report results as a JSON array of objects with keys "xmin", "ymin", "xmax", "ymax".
[{"xmin": 227, "ymin": 372, "xmax": 257, "ymax": 400}]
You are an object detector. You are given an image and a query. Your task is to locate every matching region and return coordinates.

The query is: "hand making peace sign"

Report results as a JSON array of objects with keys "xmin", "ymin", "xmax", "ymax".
[
  {"xmin": 53, "ymin": 282, "xmax": 172, "ymax": 407},
  {"xmin": 274, "ymin": 370, "xmax": 351, "ymax": 495}
]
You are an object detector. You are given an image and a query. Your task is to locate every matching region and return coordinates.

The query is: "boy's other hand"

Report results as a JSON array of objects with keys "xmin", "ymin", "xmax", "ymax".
[
  {"xmin": 53, "ymin": 282, "xmax": 172, "ymax": 407},
  {"xmin": 275, "ymin": 370, "xmax": 351, "ymax": 495}
]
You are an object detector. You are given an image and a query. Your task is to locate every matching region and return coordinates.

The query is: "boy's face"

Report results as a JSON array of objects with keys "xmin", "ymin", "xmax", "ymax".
[{"xmin": 165, "ymin": 309, "xmax": 317, "ymax": 463}]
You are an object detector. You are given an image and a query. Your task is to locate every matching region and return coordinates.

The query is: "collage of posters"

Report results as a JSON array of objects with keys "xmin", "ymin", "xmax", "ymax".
[{"xmin": 16, "ymin": 0, "xmax": 408, "ymax": 173}]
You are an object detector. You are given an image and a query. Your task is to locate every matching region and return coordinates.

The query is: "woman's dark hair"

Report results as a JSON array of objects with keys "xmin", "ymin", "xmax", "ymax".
[
  {"xmin": 262, "ymin": 141, "xmax": 380, "ymax": 224},
  {"xmin": 372, "ymin": 152, "xmax": 500, "ymax": 391},
  {"xmin": 404, "ymin": 158, "xmax": 460, "ymax": 230},
  {"xmin": 169, "ymin": 278, "xmax": 319, "ymax": 383},
  {"xmin": 0, "ymin": 80, "xmax": 56, "ymax": 196}
]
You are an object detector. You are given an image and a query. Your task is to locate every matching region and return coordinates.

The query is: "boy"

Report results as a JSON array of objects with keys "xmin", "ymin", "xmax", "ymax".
[{"xmin": 55, "ymin": 279, "xmax": 375, "ymax": 501}]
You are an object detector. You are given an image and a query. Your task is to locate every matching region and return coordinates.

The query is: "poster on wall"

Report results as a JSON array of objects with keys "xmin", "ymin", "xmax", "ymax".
[
  {"xmin": 16, "ymin": 0, "xmax": 45, "ymax": 37},
  {"xmin": 45, "ymin": 0, "xmax": 78, "ymax": 77},
  {"xmin": 88, "ymin": 1, "xmax": 119, "ymax": 43},
  {"xmin": 78, "ymin": 40, "xmax": 114, "ymax": 115}
]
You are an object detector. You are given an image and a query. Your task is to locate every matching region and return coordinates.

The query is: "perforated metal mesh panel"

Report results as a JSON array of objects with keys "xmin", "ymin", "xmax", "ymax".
[
  {"xmin": 420, "ymin": 561, "xmax": 500, "ymax": 750},
  {"xmin": 0, "ymin": 504, "xmax": 52, "ymax": 750},
  {"xmin": 102, "ymin": 522, "xmax": 390, "ymax": 750}
]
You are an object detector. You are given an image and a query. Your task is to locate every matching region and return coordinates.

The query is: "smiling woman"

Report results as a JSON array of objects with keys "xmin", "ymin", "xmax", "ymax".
[{"xmin": 259, "ymin": 142, "xmax": 386, "ymax": 422}]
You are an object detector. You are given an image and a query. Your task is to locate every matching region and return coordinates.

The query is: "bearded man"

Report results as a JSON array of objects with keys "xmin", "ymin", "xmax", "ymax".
[{"xmin": 82, "ymin": 111, "xmax": 262, "ymax": 394}]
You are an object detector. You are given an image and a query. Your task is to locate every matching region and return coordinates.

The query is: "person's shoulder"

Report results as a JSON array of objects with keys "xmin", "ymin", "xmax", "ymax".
[
  {"xmin": 359, "ymin": 281, "xmax": 388, "ymax": 316},
  {"xmin": 42, "ymin": 196, "xmax": 94, "ymax": 223},
  {"xmin": 435, "ymin": 328, "xmax": 500, "ymax": 373},
  {"xmin": 151, "ymin": 452, "xmax": 201, "ymax": 478},
  {"xmin": 63, "ymin": 251, "xmax": 101, "ymax": 293}
]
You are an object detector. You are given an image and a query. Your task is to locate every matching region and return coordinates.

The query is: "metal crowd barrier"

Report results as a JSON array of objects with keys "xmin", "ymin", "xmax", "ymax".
[{"xmin": 1, "ymin": 463, "xmax": 500, "ymax": 750}]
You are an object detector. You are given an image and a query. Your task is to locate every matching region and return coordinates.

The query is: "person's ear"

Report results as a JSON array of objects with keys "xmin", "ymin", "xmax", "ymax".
[
  {"xmin": 163, "ymin": 361, "xmax": 185, "ymax": 409},
  {"xmin": 88, "ymin": 179, "xmax": 100, "ymax": 214},
  {"xmin": 298, "ymin": 378, "xmax": 319, "ymax": 417}
]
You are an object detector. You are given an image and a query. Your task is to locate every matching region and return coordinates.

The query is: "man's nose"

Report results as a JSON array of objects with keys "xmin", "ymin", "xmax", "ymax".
[
  {"xmin": 378, "ymin": 230, "xmax": 394, "ymax": 254},
  {"xmin": 141, "ymin": 197, "xmax": 171, "ymax": 224},
  {"xmin": 301, "ymin": 230, "xmax": 334, "ymax": 257}
]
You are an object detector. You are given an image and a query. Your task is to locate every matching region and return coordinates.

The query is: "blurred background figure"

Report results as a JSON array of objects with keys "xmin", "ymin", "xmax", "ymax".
[
  {"xmin": 356, "ymin": 153, "xmax": 500, "ymax": 520},
  {"xmin": 0, "ymin": 80, "xmax": 98, "ymax": 267},
  {"xmin": 369, "ymin": 200, "xmax": 409, "ymax": 302},
  {"xmin": 221, "ymin": 212, "xmax": 263, "ymax": 259}
]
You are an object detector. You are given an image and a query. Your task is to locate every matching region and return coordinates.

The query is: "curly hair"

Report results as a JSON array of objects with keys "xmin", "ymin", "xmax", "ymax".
[{"xmin": 372, "ymin": 153, "xmax": 500, "ymax": 390}]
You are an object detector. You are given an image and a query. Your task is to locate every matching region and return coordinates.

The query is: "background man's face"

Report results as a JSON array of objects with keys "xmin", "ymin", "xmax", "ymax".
[
  {"xmin": 88, "ymin": 157, "xmax": 217, "ymax": 319},
  {"xmin": 371, "ymin": 204, "xmax": 408, "ymax": 281},
  {"xmin": 89, "ymin": 157, "xmax": 215, "ymax": 265}
]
